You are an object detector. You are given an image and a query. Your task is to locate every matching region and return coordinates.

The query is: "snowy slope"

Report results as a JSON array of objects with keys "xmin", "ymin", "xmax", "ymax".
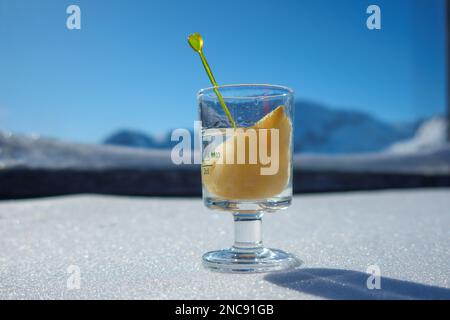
[
  {"xmin": 0, "ymin": 131, "xmax": 177, "ymax": 170},
  {"xmin": 387, "ymin": 117, "xmax": 448, "ymax": 154},
  {"xmin": 295, "ymin": 116, "xmax": 450, "ymax": 174}
]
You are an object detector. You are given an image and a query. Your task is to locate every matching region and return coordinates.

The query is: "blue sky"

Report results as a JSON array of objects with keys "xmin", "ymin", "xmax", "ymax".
[{"xmin": 0, "ymin": 0, "xmax": 446, "ymax": 143}]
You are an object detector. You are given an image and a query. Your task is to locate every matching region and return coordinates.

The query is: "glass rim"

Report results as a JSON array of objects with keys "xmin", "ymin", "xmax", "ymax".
[{"xmin": 197, "ymin": 84, "xmax": 294, "ymax": 100}]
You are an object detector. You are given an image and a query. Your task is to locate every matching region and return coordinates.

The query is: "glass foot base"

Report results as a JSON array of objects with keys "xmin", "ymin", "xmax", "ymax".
[{"xmin": 202, "ymin": 247, "xmax": 302, "ymax": 273}]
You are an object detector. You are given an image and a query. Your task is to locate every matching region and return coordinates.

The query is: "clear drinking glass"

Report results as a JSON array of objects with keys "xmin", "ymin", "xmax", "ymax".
[{"xmin": 199, "ymin": 84, "xmax": 301, "ymax": 272}]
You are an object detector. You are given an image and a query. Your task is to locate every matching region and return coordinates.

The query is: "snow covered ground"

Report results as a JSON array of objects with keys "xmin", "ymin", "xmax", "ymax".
[{"xmin": 0, "ymin": 189, "xmax": 449, "ymax": 299}]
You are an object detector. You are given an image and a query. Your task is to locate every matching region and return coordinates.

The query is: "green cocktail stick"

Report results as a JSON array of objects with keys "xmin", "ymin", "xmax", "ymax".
[{"xmin": 188, "ymin": 32, "xmax": 237, "ymax": 128}]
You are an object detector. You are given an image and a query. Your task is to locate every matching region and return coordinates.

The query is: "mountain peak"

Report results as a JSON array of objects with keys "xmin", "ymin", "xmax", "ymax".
[{"xmin": 103, "ymin": 129, "xmax": 157, "ymax": 148}]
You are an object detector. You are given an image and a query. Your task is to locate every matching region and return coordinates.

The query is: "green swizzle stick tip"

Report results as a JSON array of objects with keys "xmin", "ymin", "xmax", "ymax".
[{"xmin": 188, "ymin": 32, "xmax": 237, "ymax": 128}]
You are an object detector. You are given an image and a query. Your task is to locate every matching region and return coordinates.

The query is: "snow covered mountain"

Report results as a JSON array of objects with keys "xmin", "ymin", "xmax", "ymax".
[
  {"xmin": 1, "ymin": 129, "xmax": 449, "ymax": 174},
  {"xmin": 103, "ymin": 129, "xmax": 158, "ymax": 148},
  {"xmin": 0, "ymin": 131, "xmax": 175, "ymax": 170},
  {"xmin": 1, "ymin": 100, "xmax": 447, "ymax": 172},
  {"xmin": 293, "ymin": 101, "xmax": 419, "ymax": 153},
  {"xmin": 1, "ymin": 128, "xmax": 449, "ymax": 198},
  {"xmin": 103, "ymin": 101, "xmax": 422, "ymax": 154},
  {"xmin": 387, "ymin": 117, "xmax": 448, "ymax": 154}
]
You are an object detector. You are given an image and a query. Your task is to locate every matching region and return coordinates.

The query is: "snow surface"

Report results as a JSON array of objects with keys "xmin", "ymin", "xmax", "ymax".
[{"xmin": 0, "ymin": 189, "xmax": 449, "ymax": 299}]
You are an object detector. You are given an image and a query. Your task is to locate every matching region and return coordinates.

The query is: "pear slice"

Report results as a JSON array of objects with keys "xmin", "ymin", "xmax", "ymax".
[{"xmin": 202, "ymin": 106, "xmax": 292, "ymax": 200}]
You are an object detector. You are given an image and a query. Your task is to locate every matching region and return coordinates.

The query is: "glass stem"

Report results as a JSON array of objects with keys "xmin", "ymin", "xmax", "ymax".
[{"xmin": 232, "ymin": 213, "xmax": 264, "ymax": 252}]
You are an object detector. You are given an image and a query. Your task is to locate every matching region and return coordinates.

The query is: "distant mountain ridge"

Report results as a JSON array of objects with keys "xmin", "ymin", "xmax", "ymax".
[
  {"xmin": 103, "ymin": 100, "xmax": 428, "ymax": 154},
  {"xmin": 292, "ymin": 101, "xmax": 421, "ymax": 153},
  {"xmin": 103, "ymin": 130, "xmax": 158, "ymax": 148}
]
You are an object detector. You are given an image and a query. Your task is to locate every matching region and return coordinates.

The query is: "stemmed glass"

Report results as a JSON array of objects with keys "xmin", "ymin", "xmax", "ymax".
[{"xmin": 199, "ymin": 84, "xmax": 301, "ymax": 273}]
